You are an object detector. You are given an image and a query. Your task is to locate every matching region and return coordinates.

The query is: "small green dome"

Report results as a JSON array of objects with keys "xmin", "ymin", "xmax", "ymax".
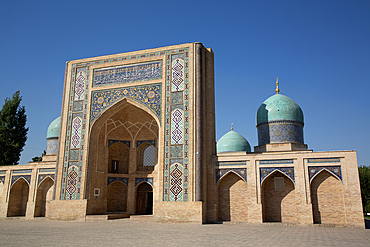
[
  {"xmin": 47, "ymin": 116, "xmax": 61, "ymax": 139},
  {"xmin": 256, "ymin": 94, "xmax": 304, "ymax": 125},
  {"xmin": 217, "ymin": 130, "xmax": 251, "ymax": 153}
]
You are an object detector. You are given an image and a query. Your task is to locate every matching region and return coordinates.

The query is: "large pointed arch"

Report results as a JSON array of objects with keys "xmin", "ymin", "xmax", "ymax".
[
  {"xmin": 310, "ymin": 170, "xmax": 345, "ymax": 224},
  {"xmin": 34, "ymin": 176, "xmax": 54, "ymax": 217},
  {"xmin": 217, "ymin": 172, "xmax": 248, "ymax": 222},
  {"xmin": 7, "ymin": 177, "xmax": 30, "ymax": 217},
  {"xmin": 261, "ymin": 170, "xmax": 297, "ymax": 223},
  {"xmin": 135, "ymin": 182, "xmax": 153, "ymax": 215}
]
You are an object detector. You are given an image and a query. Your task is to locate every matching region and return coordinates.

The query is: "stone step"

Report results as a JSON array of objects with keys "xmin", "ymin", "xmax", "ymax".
[
  {"xmin": 86, "ymin": 213, "xmax": 130, "ymax": 221},
  {"xmin": 130, "ymin": 215, "xmax": 154, "ymax": 222}
]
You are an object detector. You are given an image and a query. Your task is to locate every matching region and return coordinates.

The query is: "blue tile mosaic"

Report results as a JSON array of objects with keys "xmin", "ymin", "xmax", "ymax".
[
  {"xmin": 39, "ymin": 168, "xmax": 55, "ymax": 173},
  {"xmin": 135, "ymin": 177, "xmax": 153, "ymax": 187},
  {"xmin": 11, "ymin": 175, "xmax": 31, "ymax": 186},
  {"xmin": 307, "ymin": 158, "xmax": 340, "ymax": 163},
  {"xmin": 216, "ymin": 168, "xmax": 247, "ymax": 184},
  {"xmin": 216, "ymin": 161, "xmax": 247, "ymax": 166},
  {"xmin": 12, "ymin": 169, "xmax": 32, "ymax": 174},
  {"xmin": 308, "ymin": 166, "xmax": 342, "ymax": 182},
  {"xmin": 90, "ymin": 83, "xmax": 161, "ymax": 125},
  {"xmin": 259, "ymin": 159, "xmax": 294, "ymax": 165},
  {"xmin": 108, "ymin": 177, "xmax": 129, "ymax": 186},
  {"xmin": 258, "ymin": 122, "xmax": 303, "ymax": 145},
  {"xmin": 260, "ymin": 167, "xmax": 295, "ymax": 184},
  {"xmin": 108, "ymin": 140, "xmax": 130, "ymax": 148},
  {"xmin": 38, "ymin": 174, "xmax": 55, "ymax": 186},
  {"xmin": 0, "ymin": 176, "xmax": 5, "ymax": 184},
  {"xmin": 136, "ymin": 140, "xmax": 155, "ymax": 148},
  {"xmin": 93, "ymin": 60, "xmax": 162, "ymax": 87}
]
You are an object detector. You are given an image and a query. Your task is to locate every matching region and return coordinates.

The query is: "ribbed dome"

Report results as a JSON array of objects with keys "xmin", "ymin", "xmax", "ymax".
[
  {"xmin": 47, "ymin": 116, "xmax": 61, "ymax": 139},
  {"xmin": 217, "ymin": 130, "xmax": 251, "ymax": 153},
  {"xmin": 256, "ymin": 94, "xmax": 304, "ymax": 126}
]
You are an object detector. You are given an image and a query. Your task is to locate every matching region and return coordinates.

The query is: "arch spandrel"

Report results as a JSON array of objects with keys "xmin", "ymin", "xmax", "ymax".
[{"xmin": 90, "ymin": 83, "xmax": 161, "ymax": 128}]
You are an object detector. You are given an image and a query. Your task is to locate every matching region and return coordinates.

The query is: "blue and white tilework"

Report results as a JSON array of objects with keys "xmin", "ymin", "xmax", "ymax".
[
  {"xmin": 11, "ymin": 175, "xmax": 31, "ymax": 186},
  {"xmin": 108, "ymin": 177, "xmax": 129, "ymax": 186},
  {"xmin": 215, "ymin": 161, "xmax": 247, "ymax": 166},
  {"xmin": 38, "ymin": 174, "xmax": 55, "ymax": 186},
  {"xmin": 136, "ymin": 140, "xmax": 155, "ymax": 148},
  {"xmin": 0, "ymin": 176, "xmax": 5, "ymax": 184},
  {"xmin": 259, "ymin": 159, "xmax": 294, "ymax": 165},
  {"xmin": 90, "ymin": 83, "xmax": 161, "ymax": 125},
  {"xmin": 308, "ymin": 166, "xmax": 342, "ymax": 182},
  {"xmin": 258, "ymin": 121, "xmax": 304, "ymax": 145},
  {"xmin": 93, "ymin": 61, "xmax": 162, "ymax": 87},
  {"xmin": 135, "ymin": 177, "xmax": 153, "ymax": 187},
  {"xmin": 260, "ymin": 167, "xmax": 295, "ymax": 184},
  {"xmin": 216, "ymin": 168, "xmax": 247, "ymax": 184},
  {"xmin": 108, "ymin": 140, "xmax": 130, "ymax": 148},
  {"xmin": 307, "ymin": 157, "xmax": 340, "ymax": 163}
]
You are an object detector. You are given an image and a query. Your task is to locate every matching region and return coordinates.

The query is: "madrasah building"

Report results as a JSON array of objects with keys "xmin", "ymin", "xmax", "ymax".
[{"xmin": 0, "ymin": 43, "xmax": 364, "ymax": 228}]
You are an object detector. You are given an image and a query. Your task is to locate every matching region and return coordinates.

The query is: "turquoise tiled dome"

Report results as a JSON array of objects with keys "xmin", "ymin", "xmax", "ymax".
[
  {"xmin": 256, "ymin": 94, "xmax": 304, "ymax": 125},
  {"xmin": 217, "ymin": 130, "xmax": 251, "ymax": 153},
  {"xmin": 47, "ymin": 116, "xmax": 61, "ymax": 139}
]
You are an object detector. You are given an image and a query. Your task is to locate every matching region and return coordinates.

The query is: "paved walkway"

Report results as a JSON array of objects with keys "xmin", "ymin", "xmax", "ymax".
[{"xmin": 0, "ymin": 219, "xmax": 369, "ymax": 246}]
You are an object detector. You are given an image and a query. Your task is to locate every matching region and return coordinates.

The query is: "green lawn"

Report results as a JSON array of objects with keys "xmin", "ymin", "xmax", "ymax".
[{"xmin": 365, "ymin": 215, "xmax": 370, "ymax": 220}]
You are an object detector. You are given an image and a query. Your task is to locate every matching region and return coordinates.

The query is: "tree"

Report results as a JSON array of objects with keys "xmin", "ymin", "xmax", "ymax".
[
  {"xmin": 359, "ymin": 165, "xmax": 370, "ymax": 214},
  {"xmin": 31, "ymin": 150, "xmax": 46, "ymax": 162},
  {"xmin": 0, "ymin": 91, "xmax": 29, "ymax": 166}
]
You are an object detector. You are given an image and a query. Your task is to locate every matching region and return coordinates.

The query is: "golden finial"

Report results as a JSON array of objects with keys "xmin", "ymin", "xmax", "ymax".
[
  {"xmin": 275, "ymin": 77, "xmax": 280, "ymax": 94},
  {"xmin": 231, "ymin": 123, "xmax": 233, "ymax": 130}
]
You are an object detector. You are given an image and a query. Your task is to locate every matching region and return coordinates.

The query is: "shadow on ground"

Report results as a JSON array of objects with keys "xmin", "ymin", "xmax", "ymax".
[{"xmin": 365, "ymin": 219, "xmax": 370, "ymax": 229}]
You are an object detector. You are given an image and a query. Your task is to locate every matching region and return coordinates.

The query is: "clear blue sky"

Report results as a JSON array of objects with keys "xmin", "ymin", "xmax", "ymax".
[{"xmin": 0, "ymin": 0, "xmax": 369, "ymax": 166}]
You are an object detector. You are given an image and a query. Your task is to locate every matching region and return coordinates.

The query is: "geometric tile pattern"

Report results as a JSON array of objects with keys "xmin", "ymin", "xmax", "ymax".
[
  {"xmin": 74, "ymin": 68, "xmax": 86, "ymax": 101},
  {"xmin": 171, "ymin": 108, "xmax": 184, "ymax": 144},
  {"xmin": 73, "ymin": 101, "xmax": 83, "ymax": 112},
  {"xmin": 215, "ymin": 168, "xmax": 247, "ymax": 184},
  {"xmin": 170, "ymin": 145, "xmax": 183, "ymax": 158},
  {"xmin": 69, "ymin": 149, "xmax": 80, "ymax": 161},
  {"xmin": 63, "ymin": 46, "xmax": 189, "ymax": 202},
  {"xmin": 93, "ymin": 60, "xmax": 162, "ymax": 87},
  {"xmin": 46, "ymin": 138, "xmax": 59, "ymax": 155},
  {"xmin": 70, "ymin": 113, "xmax": 83, "ymax": 148},
  {"xmin": 0, "ymin": 176, "xmax": 4, "ymax": 184},
  {"xmin": 307, "ymin": 157, "xmax": 340, "ymax": 163},
  {"xmin": 260, "ymin": 167, "xmax": 295, "ymax": 184},
  {"xmin": 135, "ymin": 177, "xmax": 153, "ymax": 187},
  {"xmin": 65, "ymin": 163, "xmax": 80, "ymax": 200},
  {"xmin": 259, "ymin": 159, "xmax": 294, "ymax": 165},
  {"xmin": 11, "ymin": 175, "xmax": 31, "ymax": 186},
  {"xmin": 38, "ymin": 174, "xmax": 55, "ymax": 186},
  {"xmin": 171, "ymin": 54, "xmax": 184, "ymax": 91},
  {"xmin": 258, "ymin": 122, "xmax": 304, "ymax": 145},
  {"xmin": 164, "ymin": 50, "xmax": 189, "ymax": 202},
  {"xmin": 108, "ymin": 177, "xmax": 129, "ymax": 186},
  {"xmin": 308, "ymin": 166, "xmax": 342, "ymax": 182},
  {"xmin": 215, "ymin": 161, "xmax": 247, "ymax": 166},
  {"xmin": 90, "ymin": 83, "xmax": 161, "ymax": 124},
  {"xmin": 143, "ymin": 145, "xmax": 156, "ymax": 166},
  {"xmin": 169, "ymin": 163, "xmax": 183, "ymax": 201},
  {"xmin": 171, "ymin": 91, "xmax": 183, "ymax": 104},
  {"xmin": 12, "ymin": 169, "xmax": 32, "ymax": 174},
  {"xmin": 136, "ymin": 140, "xmax": 155, "ymax": 148},
  {"xmin": 108, "ymin": 140, "xmax": 130, "ymax": 148}
]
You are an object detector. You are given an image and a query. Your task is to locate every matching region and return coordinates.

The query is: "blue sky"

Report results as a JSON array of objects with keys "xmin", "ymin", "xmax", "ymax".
[{"xmin": 0, "ymin": 0, "xmax": 369, "ymax": 166}]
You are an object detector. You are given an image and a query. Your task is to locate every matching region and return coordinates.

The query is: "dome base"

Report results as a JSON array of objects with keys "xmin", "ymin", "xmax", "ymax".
[{"xmin": 254, "ymin": 142, "xmax": 308, "ymax": 152}]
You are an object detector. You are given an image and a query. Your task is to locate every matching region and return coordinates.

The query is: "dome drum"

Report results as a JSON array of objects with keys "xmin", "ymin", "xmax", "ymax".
[{"xmin": 257, "ymin": 122, "xmax": 304, "ymax": 146}]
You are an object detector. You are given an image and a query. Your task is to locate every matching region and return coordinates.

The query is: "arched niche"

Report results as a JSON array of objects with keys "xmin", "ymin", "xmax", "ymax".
[
  {"xmin": 261, "ymin": 171, "xmax": 297, "ymax": 223},
  {"xmin": 107, "ymin": 181, "xmax": 128, "ymax": 212},
  {"xmin": 217, "ymin": 172, "xmax": 248, "ymax": 222},
  {"xmin": 108, "ymin": 142, "xmax": 129, "ymax": 174},
  {"xmin": 137, "ymin": 143, "xmax": 156, "ymax": 172},
  {"xmin": 86, "ymin": 98, "xmax": 159, "ymax": 202},
  {"xmin": 310, "ymin": 170, "xmax": 345, "ymax": 224},
  {"xmin": 135, "ymin": 182, "xmax": 153, "ymax": 215},
  {"xmin": 7, "ymin": 178, "xmax": 29, "ymax": 217},
  {"xmin": 34, "ymin": 176, "xmax": 54, "ymax": 217}
]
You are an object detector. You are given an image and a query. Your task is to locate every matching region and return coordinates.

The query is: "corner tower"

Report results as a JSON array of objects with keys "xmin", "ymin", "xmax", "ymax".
[{"xmin": 255, "ymin": 79, "xmax": 307, "ymax": 152}]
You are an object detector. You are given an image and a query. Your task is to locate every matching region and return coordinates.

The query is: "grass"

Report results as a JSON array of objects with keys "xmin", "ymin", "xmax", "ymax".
[{"xmin": 364, "ymin": 215, "xmax": 370, "ymax": 220}]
